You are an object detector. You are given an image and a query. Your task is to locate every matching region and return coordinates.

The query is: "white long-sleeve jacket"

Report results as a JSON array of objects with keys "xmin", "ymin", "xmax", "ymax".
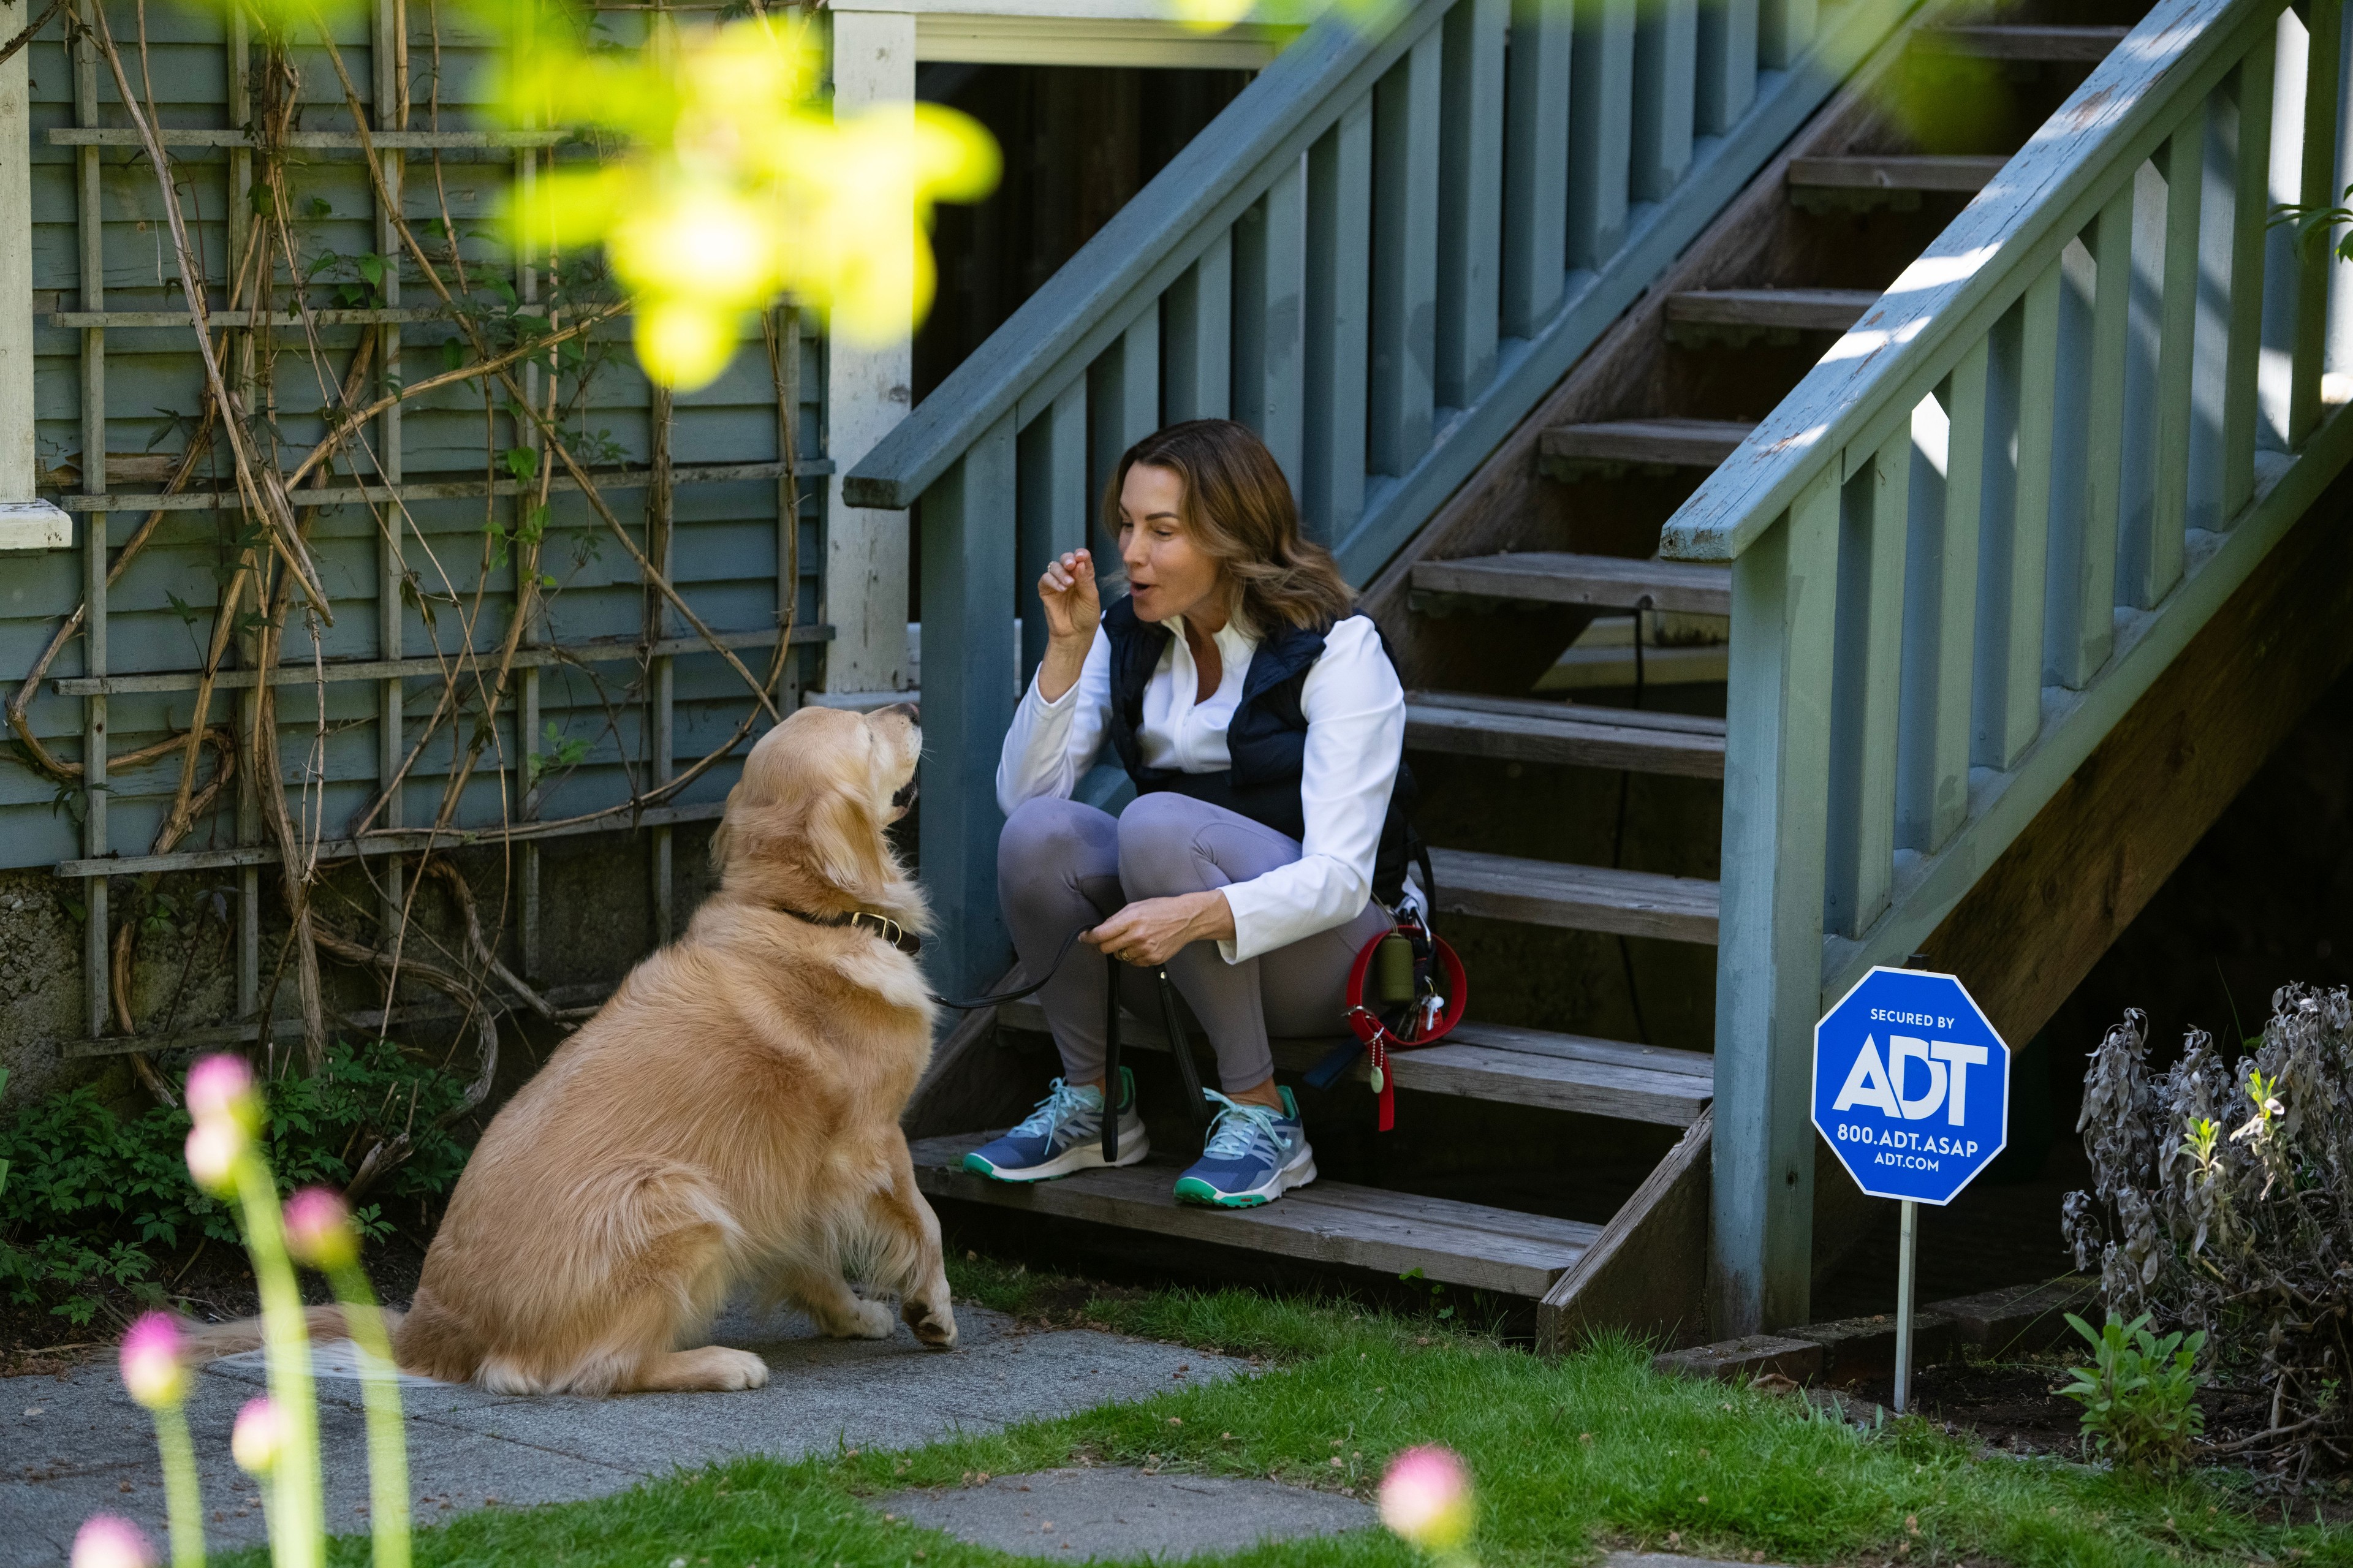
[{"xmin": 995, "ymin": 611, "xmax": 1408, "ymax": 964}]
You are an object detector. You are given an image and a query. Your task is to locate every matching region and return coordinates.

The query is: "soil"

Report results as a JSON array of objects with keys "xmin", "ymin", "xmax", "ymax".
[{"xmin": 0, "ymin": 1230, "xmax": 431, "ymax": 1377}]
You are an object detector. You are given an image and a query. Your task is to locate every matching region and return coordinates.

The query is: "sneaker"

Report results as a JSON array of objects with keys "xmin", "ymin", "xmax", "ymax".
[
  {"xmin": 1172, "ymin": 1087, "xmax": 1316, "ymax": 1208},
  {"xmin": 962, "ymin": 1070, "xmax": 1147, "ymax": 1181}
]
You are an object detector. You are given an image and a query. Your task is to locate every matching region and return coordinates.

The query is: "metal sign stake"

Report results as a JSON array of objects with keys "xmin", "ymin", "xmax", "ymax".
[{"xmin": 1893, "ymin": 1199, "xmax": 1916, "ymax": 1414}]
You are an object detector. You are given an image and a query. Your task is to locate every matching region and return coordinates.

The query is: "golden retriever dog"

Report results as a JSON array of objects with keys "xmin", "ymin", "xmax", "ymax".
[{"xmin": 189, "ymin": 703, "xmax": 957, "ymax": 1394}]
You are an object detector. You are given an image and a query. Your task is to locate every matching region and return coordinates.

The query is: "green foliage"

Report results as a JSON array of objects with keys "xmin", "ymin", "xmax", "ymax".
[
  {"xmin": 2058, "ymin": 1311, "xmax": 2207, "ymax": 1471},
  {"xmin": 0, "ymin": 1040, "xmax": 474, "ymax": 1327}
]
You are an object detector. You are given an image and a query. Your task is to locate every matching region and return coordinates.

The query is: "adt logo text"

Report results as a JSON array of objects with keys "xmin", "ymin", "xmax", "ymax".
[{"xmin": 1813, "ymin": 967, "xmax": 2010, "ymax": 1205}]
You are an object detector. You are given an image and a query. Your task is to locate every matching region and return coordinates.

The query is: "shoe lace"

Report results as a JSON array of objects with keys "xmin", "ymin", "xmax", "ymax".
[
  {"xmin": 1012, "ymin": 1078, "xmax": 1097, "ymax": 1138},
  {"xmin": 1200, "ymin": 1090, "xmax": 1288, "ymax": 1161}
]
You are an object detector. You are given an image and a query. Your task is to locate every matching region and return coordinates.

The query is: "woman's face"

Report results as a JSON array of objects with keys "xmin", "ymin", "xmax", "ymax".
[{"xmin": 1117, "ymin": 463, "xmax": 1226, "ymax": 628}]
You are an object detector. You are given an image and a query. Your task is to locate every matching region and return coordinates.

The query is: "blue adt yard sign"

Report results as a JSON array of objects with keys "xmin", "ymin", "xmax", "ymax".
[{"xmin": 1813, "ymin": 967, "xmax": 2011, "ymax": 1206}]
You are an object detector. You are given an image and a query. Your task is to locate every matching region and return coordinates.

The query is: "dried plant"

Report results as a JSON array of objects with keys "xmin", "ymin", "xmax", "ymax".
[{"xmin": 2063, "ymin": 985, "xmax": 2353, "ymax": 1472}]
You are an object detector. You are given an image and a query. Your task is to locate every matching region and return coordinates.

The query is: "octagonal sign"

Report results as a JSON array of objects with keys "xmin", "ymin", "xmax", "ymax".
[{"xmin": 1813, "ymin": 966, "xmax": 2010, "ymax": 1205}]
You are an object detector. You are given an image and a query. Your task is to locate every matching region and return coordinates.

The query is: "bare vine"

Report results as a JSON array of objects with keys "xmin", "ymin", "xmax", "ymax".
[{"xmin": 16, "ymin": 0, "xmax": 804, "ymax": 1183}]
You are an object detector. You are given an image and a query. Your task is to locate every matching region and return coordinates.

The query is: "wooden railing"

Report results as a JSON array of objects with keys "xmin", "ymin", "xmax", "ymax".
[
  {"xmin": 1661, "ymin": 0, "xmax": 2353, "ymax": 1333},
  {"xmin": 848, "ymin": 0, "xmax": 1917, "ymax": 992}
]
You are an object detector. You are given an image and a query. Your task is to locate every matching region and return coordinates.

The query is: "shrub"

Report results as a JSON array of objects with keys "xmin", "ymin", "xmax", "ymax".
[
  {"xmin": 2058, "ymin": 1311, "xmax": 2206, "ymax": 1471},
  {"xmin": 0, "ymin": 1039, "xmax": 472, "ymax": 1325},
  {"xmin": 2062, "ymin": 983, "xmax": 2353, "ymax": 1463}
]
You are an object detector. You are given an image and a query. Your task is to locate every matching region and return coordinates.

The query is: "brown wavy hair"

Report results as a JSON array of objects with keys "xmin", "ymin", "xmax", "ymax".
[{"xmin": 1103, "ymin": 419, "xmax": 1355, "ymax": 634}]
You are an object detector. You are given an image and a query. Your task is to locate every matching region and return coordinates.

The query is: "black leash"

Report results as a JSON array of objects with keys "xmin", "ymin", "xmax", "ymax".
[
  {"xmin": 1103, "ymin": 955, "xmax": 1211, "ymax": 1162},
  {"xmin": 927, "ymin": 925, "xmax": 1091, "ymax": 1010}
]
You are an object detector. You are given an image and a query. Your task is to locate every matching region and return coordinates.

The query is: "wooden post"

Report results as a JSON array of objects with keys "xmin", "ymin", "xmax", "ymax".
[
  {"xmin": 1370, "ymin": 32, "xmax": 1441, "ymax": 474},
  {"xmin": 1631, "ymin": 0, "xmax": 1697, "ymax": 201},
  {"xmin": 1758, "ymin": 0, "xmax": 1814, "ymax": 71},
  {"xmin": 1017, "ymin": 381, "xmax": 1088, "ymax": 683},
  {"xmin": 1711, "ymin": 472, "xmax": 1841, "ymax": 1336},
  {"xmin": 1162, "ymin": 233, "xmax": 1232, "ymax": 423},
  {"xmin": 2222, "ymin": 43, "xmax": 2277, "ymax": 523},
  {"xmin": 75, "ymin": 29, "xmax": 106, "ymax": 1044},
  {"xmin": 1697, "ymin": 0, "xmax": 1758, "ymax": 136},
  {"xmin": 1436, "ymin": 0, "xmax": 1506, "ymax": 406},
  {"xmin": 2291, "ymin": 0, "xmax": 2342, "ymax": 446},
  {"xmin": 1567, "ymin": 0, "xmax": 1635, "ymax": 268},
  {"xmin": 2144, "ymin": 102, "xmax": 2207, "ymax": 607},
  {"xmin": 825, "ymin": 7, "xmax": 918, "ymax": 698},
  {"xmin": 1908, "ymin": 341, "xmax": 1986, "ymax": 855},
  {"xmin": 1303, "ymin": 97, "xmax": 1373, "ymax": 545},
  {"xmin": 1235, "ymin": 157, "xmax": 1307, "ymax": 486},
  {"xmin": 1502, "ymin": 0, "xmax": 1572, "ymax": 337},
  {"xmin": 918, "ymin": 412, "xmax": 1019, "ymax": 998},
  {"xmin": 1824, "ymin": 427, "xmax": 1909, "ymax": 939},
  {"xmin": 1976, "ymin": 272, "xmax": 2056, "ymax": 769}
]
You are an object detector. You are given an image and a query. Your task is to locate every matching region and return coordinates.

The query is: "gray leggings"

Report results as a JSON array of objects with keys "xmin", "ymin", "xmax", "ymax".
[{"xmin": 997, "ymin": 792, "xmax": 1395, "ymax": 1093}]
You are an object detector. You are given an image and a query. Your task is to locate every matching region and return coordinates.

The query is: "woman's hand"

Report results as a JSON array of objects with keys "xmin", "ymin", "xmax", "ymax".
[
  {"xmin": 1083, "ymin": 890, "xmax": 1236, "ymax": 969},
  {"xmin": 1035, "ymin": 550, "xmax": 1100, "ymax": 703}
]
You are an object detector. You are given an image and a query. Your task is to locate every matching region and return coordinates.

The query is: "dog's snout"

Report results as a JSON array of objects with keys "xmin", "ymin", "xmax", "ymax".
[{"xmin": 875, "ymin": 700, "xmax": 919, "ymax": 724}]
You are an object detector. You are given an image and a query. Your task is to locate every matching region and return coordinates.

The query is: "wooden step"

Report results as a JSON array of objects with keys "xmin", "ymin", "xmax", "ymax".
[
  {"xmin": 1538, "ymin": 418, "xmax": 1754, "ymax": 471},
  {"xmin": 1428, "ymin": 847, "xmax": 1721, "ymax": 943},
  {"xmin": 1665, "ymin": 287, "xmax": 1880, "ymax": 333},
  {"xmin": 1404, "ymin": 690, "xmax": 1726, "ymax": 777},
  {"xmin": 1411, "ymin": 552, "xmax": 1734, "ymax": 616},
  {"xmin": 1787, "ymin": 154, "xmax": 2010, "ymax": 194},
  {"xmin": 1910, "ymin": 23, "xmax": 2130, "ymax": 61},
  {"xmin": 997, "ymin": 997, "xmax": 1716, "ymax": 1126},
  {"xmin": 909, "ymin": 1132, "xmax": 1601, "ymax": 1295}
]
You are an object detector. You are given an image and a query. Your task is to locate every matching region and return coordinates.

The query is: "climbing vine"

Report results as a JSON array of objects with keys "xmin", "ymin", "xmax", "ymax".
[{"xmin": 4, "ymin": 0, "xmax": 811, "ymax": 1188}]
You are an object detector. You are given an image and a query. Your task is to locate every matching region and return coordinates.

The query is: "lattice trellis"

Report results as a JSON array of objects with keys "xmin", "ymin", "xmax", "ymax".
[{"xmin": 2, "ymin": 0, "xmax": 831, "ymax": 1063}]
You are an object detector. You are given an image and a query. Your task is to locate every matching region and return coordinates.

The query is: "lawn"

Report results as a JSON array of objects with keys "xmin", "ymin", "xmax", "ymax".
[{"xmin": 244, "ymin": 1257, "xmax": 2351, "ymax": 1568}]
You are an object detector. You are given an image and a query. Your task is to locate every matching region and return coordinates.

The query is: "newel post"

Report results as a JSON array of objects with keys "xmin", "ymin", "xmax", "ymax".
[
  {"xmin": 917, "ymin": 410, "xmax": 1020, "ymax": 999},
  {"xmin": 1710, "ymin": 468, "xmax": 1841, "ymax": 1336}
]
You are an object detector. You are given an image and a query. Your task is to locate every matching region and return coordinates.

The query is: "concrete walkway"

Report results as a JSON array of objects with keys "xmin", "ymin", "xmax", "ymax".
[{"xmin": 1, "ymin": 1300, "xmax": 1242, "ymax": 1567}]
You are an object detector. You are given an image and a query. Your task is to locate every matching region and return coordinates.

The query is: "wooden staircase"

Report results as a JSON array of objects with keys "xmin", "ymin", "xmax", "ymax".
[{"xmin": 903, "ymin": 3, "xmax": 2162, "ymax": 1333}]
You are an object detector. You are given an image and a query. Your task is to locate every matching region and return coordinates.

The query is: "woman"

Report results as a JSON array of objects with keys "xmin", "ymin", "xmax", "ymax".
[{"xmin": 964, "ymin": 419, "xmax": 1419, "ymax": 1208}]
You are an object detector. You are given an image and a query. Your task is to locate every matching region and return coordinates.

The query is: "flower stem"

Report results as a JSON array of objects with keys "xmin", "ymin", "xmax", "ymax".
[
  {"xmin": 151, "ymin": 1402, "xmax": 207, "ymax": 1568},
  {"xmin": 328, "ymin": 1263, "xmax": 410, "ymax": 1568},
  {"xmin": 233, "ymin": 1151, "xmax": 322, "ymax": 1568}
]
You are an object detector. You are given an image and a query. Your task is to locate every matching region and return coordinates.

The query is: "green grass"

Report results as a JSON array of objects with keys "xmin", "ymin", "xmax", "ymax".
[{"xmin": 243, "ymin": 1260, "xmax": 2348, "ymax": 1568}]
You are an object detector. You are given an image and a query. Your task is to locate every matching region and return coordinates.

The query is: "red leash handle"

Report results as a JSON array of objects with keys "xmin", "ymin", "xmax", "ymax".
[{"xmin": 1341, "ymin": 922, "xmax": 1468, "ymax": 1131}]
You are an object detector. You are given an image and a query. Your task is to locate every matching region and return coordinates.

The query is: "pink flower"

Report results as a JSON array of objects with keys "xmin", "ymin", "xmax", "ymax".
[
  {"xmin": 70, "ymin": 1516, "xmax": 154, "ymax": 1568},
  {"xmin": 231, "ymin": 1396, "xmax": 281, "ymax": 1474},
  {"xmin": 1379, "ymin": 1444, "xmax": 1474, "ymax": 1551},
  {"xmin": 184, "ymin": 1053, "xmax": 259, "ymax": 1132},
  {"xmin": 183, "ymin": 1119, "xmax": 244, "ymax": 1195},
  {"xmin": 284, "ymin": 1186, "xmax": 359, "ymax": 1271},
  {"xmin": 117, "ymin": 1313, "xmax": 184, "ymax": 1410}
]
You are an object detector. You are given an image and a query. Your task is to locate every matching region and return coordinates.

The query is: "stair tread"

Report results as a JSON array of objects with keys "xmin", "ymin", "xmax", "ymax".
[
  {"xmin": 1911, "ymin": 23, "xmax": 2131, "ymax": 59},
  {"xmin": 1404, "ymin": 691, "xmax": 1727, "ymax": 777},
  {"xmin": 909, "ymin": 1132, "xmax": 1599, "ymax": 1295},
  {"xmin": 1407, "ymin": 690, "xmax": 1727, "ymax": 736},
  {"xmin": 997, "ymin": 996, "xmax": 1714, "ymax": 1125},
  {"xmin": 1411, "ymin": 551, "xmax": 1734, "ymax": 616},
  {"xmin": 1539, "ymin": 418, "xmax": 1756, "ymax": 466},
  {"xmin": 1787, "ymin": 154, "xmax": 2010, "ymax": 192},
  {"xmin": 1428, "ymin": 847, "xmax": 1721, "ymax": 944},
  {"xmin": 1666, "ymin": 288, "xmax": 1882, "ymax": 331}
]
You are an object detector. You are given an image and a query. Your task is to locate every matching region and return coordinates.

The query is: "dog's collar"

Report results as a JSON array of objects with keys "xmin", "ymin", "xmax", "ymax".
[{"xmin": 775, "ymin": 906, "xmax": 922, "ymax": 956}]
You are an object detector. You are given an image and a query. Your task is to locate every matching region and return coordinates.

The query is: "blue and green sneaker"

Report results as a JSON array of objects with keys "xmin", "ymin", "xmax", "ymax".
[
  {"xmin": 961, "ymin": 1069, "xmax": 1146, "ymax": 1181},
  {"xmin": 1172, "ymin": 1086, "xmax": 1316, "ymax": 1208}
]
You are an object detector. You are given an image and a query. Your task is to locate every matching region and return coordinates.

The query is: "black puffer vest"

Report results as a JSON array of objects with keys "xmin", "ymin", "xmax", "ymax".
[{"xmin": 1101, "ymin": 595, "xmax": 1420, "ymax": 906}]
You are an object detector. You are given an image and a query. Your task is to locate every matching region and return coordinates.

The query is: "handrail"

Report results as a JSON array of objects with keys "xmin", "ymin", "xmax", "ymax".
[
  {"xmin": 1661, "ymin": 0, "xmax": 2287, "ymax": 563},
  {"xmin": 842, "ymin": 10, "xmax": 1396, "ymax": 512},
  {"xmin": 1680, "ymin": 0, "xmax": 2353, "ymax": 1335},
  {"xmin": 865, "ymin": 0, "xmax": 1925, "ymax": 994}
]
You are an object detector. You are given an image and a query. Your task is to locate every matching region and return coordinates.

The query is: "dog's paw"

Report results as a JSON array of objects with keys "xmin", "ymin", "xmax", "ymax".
[
  {"xmin": 710, "ymin": 1347, "xmax": 771, "ymax": 1390},
  {"xmin": 824, "ymin": 1297, "xmax": 894, "ymax": 1340},
  {"xmin": 903, "ymin": 1298, "xmax": 959, "ymax": 1350}
]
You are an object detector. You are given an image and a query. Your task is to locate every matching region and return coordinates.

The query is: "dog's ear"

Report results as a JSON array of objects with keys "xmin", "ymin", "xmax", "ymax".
[{"xmin": 806, "ymin": 786, "xmax": 889, "ymax": 899}]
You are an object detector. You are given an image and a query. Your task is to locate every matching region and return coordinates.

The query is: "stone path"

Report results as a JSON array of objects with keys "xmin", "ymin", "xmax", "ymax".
[
  {"xmin": 0, "ymin": 1301, "xmax": 1241, "ymax": 1567},
  {"xmin": 876, "ymin": 1468, "xmax": 1374, "ymax": 1559}
]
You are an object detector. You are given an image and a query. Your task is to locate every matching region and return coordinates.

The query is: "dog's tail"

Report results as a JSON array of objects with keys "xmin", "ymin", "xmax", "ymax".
[{"xmin": 167, "ymin": 1304, "xmax": 404, "ymax": 1363}]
